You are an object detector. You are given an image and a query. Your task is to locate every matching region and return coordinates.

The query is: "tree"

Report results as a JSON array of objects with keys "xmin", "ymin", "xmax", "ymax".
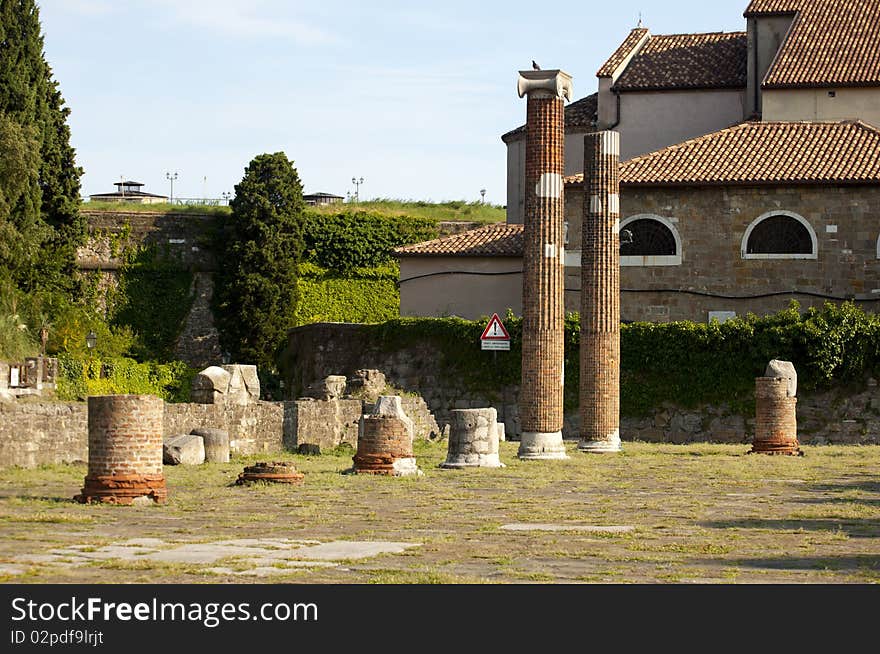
[
  {"xmin": 0, "ymin": 112, "xmax": 46, "ymax": 283},
  {"xmin": 0, "ymin": 0, "xmax": 83, "ymax": 292},
  {"xmin": 214, "ymin": 152, "xmax": 305, "ymax": 374}
]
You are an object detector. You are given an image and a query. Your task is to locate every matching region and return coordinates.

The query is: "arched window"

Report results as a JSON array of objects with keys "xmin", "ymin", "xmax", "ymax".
[
  {"xmin": 742, "ymin": 211, "xmax": 817, "ymax": 260},
  {"xmin": 620, "ymin": 214, "xmax": 682, "ymax": 266}
]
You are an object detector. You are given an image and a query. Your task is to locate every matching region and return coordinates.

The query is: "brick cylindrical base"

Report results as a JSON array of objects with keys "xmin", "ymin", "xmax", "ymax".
[
  {"xmin": 75, "ymin": 395, "xmax": 167, "ymax": 505},
  {"xmin": 751, "ymin": 377, "xmax": 802, "ymax": 456},
  {"xmin": 353, "ymin": 416, "xmax": 418, "ymax": 476},
  {"xmin": 580, "ymin": 131, "xmax": 622, "ymax": 454},
  {"xmin": 441, "ymin": 408, "xmax": 505, "ymax": 469}
]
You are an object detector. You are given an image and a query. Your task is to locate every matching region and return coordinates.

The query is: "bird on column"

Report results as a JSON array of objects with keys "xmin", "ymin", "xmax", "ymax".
[{"xmin": 532, "ymin": 60, "xmax": 541, "ymax": 70}]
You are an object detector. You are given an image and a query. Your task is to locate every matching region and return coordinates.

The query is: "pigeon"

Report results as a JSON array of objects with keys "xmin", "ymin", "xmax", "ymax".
[{"xmin": 532, "ymin": 60, "xmax": 541, "ymax": 70}]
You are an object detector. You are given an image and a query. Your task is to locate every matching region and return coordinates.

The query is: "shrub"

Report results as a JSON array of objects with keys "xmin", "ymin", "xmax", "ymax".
[{"xmin": 56, "ymin": 355, "xmax": 196, "ymax": 403}]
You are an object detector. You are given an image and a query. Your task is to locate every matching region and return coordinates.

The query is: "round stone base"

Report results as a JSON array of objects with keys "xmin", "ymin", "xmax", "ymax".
[
  {"xmin": 518, "ymin": 432, "xmax": 569, "ymax": 460},
  {"xmin": 579, "ymin": 431, "xmax": 622, "ymax": 454},
  {"xmin": 440, "ymin": 453, "xmax": 506, "ymax": 469}
]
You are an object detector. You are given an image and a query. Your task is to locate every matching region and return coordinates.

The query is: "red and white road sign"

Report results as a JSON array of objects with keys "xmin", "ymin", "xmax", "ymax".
[{"xmin": 481, "ymin": 314, "xmax": 511, "ymax": 351}]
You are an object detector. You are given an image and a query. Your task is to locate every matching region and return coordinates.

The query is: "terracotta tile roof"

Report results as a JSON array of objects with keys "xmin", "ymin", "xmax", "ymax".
[
  {"xmin": 562, "ymin": 121, "xmax": 880, "ymax": 187},
  {"xmin": 501, "ymin": 93, "xmax": 598, "ymax": 142},
  {"xmin": 597, "ymin": 28, "xmax": 649, "ymax": 77},
  {"xmin": 614, "ymin": 32, "xmax": 748, "ymax": 91},
  {"xmin": 745, "ymin": 0, "xmax": 880, "ymax": 88},
  {"xmin": 394, "ymin": 223, "xmax": 524, "ymax": 257}
]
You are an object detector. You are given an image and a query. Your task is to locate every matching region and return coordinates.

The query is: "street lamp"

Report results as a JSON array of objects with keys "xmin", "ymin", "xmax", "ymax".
[
  {"xmin": 351, "ymin": 177, "xmax": 364, "ymax": 203},
  {"xmin": 86, "ymin": 330, "xmax": 97, "ymax": 352},
  {"xmin": 166, "ymin": 171, "xmax": 178, "ymax": 204},
  {"xmin": 221, "ymin": 191, "xmax": 232, "ymax": 205}
]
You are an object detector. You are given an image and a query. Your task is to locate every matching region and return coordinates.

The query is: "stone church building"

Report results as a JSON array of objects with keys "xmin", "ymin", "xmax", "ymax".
[{"xmin": 396, "ymin": 0, "xmax": 880, "ymax": 323}]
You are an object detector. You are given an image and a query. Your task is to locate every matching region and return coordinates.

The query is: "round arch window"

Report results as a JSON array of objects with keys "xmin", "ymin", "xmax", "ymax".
[
  {"xmin": 621, "ymin": 218, "xmax": 677, "ymax": 257},
  {"xmin": 746, "ymin": 215, "xmax": 813, "ymax": 255}
]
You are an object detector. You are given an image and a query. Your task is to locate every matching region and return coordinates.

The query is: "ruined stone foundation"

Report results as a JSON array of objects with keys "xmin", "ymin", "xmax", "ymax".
[
  {"xmin": 351, "ymin": 396, "xmax": 422, "ymax": 476},
  {"xmin": 75, "ymin": 395, "xmax": 167, "ymax": 505}
]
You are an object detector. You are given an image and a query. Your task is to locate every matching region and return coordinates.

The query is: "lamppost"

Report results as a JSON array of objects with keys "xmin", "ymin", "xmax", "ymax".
[
  {"xmin": 480, "ymin": 189, "xmax": 487, "ymax": 204},
  {"xmin": 86, "ymin": 330, "xmax": 97, "ymax": 357},
  {"xmin": 351, "ymin": 177, "xmax": 364, "ymax": 203},
  {"xmin": 166, "ymin": 171, "xmax": 178, "ymax": 204},
  {"xmin": 221, "ymin": 191, "xmax": 232, "ymax": 206}
]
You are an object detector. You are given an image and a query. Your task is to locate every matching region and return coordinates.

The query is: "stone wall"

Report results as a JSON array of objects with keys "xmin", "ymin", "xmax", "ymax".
[
  {"xmin": 285, "ymin": 323, "xmax": 880, "ymax": 445},
  {"xmin": 172, "ymin": 273, "xmax": 223, "ymax": 368},
  {"xmin": 163, "ymin": 402, "xmax": 284, "ymax": 455},
  {"xmin": 0, "ymin": 401, "xmax": 88, "ymax": 468}
]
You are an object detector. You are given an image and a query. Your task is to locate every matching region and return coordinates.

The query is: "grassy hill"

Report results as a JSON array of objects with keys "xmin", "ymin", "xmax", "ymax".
[{"xmin": 82, "ymin": 198, "xmax": 506, "ymax": 223}]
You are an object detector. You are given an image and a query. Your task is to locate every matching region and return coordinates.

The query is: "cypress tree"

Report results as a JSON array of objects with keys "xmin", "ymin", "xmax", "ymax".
[
  {"xmin": 215, "ymin": 152, "xmax": 305, "ymax": 375},
  {"xmin": 0, "ymin": 0, "xmax": 83, "ymax": 292}
]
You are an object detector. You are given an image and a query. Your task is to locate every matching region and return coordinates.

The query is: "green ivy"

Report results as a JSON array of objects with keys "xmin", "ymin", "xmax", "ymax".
[
  {"xmin": 302, "ymin": 211, "xmax": 438, "ymax": 271},
  {"xmin": 110, "ymin": 245, "xmax": 194, "ymax": 361}
]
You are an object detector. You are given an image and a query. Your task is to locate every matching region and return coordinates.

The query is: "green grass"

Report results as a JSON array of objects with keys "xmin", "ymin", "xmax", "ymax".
[
  {"xmin": 82, "ymin": 202, "xmax": 232, "ymax": 216},
  {"xmin": 309, "ymin": 198, "xmax": 505, "ymax": 224},
  {"xmin": 2, "ymin": 442, "xmax": 879, "ymax": 584},
  {"xmin": 82, "ymin": 198, "xmax": 507, "ymax": 224}
]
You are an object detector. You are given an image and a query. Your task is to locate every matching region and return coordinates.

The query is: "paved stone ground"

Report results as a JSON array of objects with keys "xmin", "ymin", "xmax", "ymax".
[{"xmin": 0, "ymin": 441, "xmax": 878, "ymax": 584}]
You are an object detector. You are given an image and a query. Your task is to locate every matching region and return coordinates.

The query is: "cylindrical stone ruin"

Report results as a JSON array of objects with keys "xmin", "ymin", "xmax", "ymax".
[
  {"xmin": 579, "ymin": 131, "xmax": 622, "ymax": 454},
  {"xmin": 191, "ymin": 428, "xmax": 230, "ymax": 463},
  {"xmin": 352, "ymin": 396, "xmax": 421, "ymax": 476},
  {"xmin": 75, "ymin": 395, "xmax": 167, "ymax": 505},
  {"xmin": 752, "ymin": 376, "xmax": 802, "ymax": 456},
  {"xmin": 441, "ymin": 408, "xmax": 506, "ymax": 469},
  {"xmin": 516, "ymin": 68, "xmax": 573, "ymax": 461}
]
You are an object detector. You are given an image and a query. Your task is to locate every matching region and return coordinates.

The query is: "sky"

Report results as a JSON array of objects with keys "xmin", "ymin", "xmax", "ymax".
[{"xmin": 38, "ymin": 0, "xmax": 747, "ymax": 206}]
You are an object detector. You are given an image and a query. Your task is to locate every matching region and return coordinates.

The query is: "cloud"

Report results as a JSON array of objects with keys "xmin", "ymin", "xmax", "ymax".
[{"xmin": 153, "ymin": 0, "xmax": 339, "ymax": 45}]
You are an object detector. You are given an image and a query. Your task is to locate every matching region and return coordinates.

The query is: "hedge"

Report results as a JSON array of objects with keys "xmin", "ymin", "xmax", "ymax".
[
  {"xmin": 56, "ymin": 355, "xmax": 197, "ymax": 403},
  {"xmin": 361, "ymin": 302, "xmax": 880, "ymax": 416},
  {"xmin": 295, "ymin": 262, "xmax": 399, "ymax": 325}
]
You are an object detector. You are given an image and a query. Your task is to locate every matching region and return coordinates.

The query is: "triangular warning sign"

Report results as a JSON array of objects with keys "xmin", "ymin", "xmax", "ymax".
[{"xmin": 481, "ymin": 313, "xmax": 511, "ymax": 341}]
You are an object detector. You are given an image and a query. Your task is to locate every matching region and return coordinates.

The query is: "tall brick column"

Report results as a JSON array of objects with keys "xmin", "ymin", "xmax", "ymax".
[
  {"xmin": 516, "ymin": 69, "xmax": 572, "ymax": 461},
  {"xmin": 579, "ymin": 131, "xmax": 622, "ymax": 454}
]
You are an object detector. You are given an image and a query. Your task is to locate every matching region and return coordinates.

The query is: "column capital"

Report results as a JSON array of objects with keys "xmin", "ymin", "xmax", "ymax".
[{"xmin": 517, "ymin": 69, "xmax": 573, "ymax": 101}]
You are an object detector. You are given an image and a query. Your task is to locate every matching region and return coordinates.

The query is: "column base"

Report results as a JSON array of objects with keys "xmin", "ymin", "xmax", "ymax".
[
  {"xmin": 518, "ymin": 432, "xmax": 569, "ymax": 460},
  {"xmin": 579, "ymin": 431, "xmax": 622, "ymax": 454}
]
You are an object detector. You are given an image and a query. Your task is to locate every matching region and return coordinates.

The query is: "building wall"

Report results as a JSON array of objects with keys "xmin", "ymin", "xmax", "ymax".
[
  {"xmin": 615, "ymin": 89, "xmax": 747, "ymax": 161},
  {"xmin": 564, "ymin": 184, "xmax": 880, "ymax": 322},
  {"xmin": 747, "ymin": 14, "xmax": 796, "ymax": 116},
  {"xmin": 762, "ymin": 87, "xmax": 880, "ymax": 128},
  {"xmin": 506, "ymin": 132, "xmax": 590, "ymax": 225},
  {"xmin": 398, "ymin": 256, "xmax": 523, "ymax": 319}
]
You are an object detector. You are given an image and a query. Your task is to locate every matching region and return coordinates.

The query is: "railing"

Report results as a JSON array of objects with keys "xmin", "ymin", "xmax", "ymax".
[{"xmin": 169, "ymin": 198, "xmax": 229, "ymax": 206}]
